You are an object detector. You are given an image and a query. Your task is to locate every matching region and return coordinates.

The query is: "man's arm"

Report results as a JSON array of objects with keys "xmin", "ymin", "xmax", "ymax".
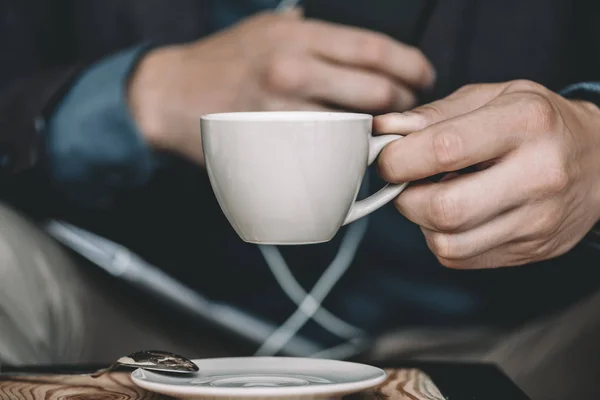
[
  {"xmin": 373, "ymin": 80, "xmax": 600, "ymax": 269},
  {"xmin": 0, "ymin": 0, "xmax": 158, "ymax": 211},
  {"xmin": 44, "ymin": 46, "xmax": 158, "ymax": 208},
  {"xmin": 2, "ymin": 4, "xmax": 436, "ymax": 214}
]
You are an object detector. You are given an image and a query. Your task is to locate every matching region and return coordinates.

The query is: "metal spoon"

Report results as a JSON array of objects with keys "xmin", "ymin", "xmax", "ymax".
[{"xmin": 91, "ymin": 350, "xmax": 199, "ymax": 378}]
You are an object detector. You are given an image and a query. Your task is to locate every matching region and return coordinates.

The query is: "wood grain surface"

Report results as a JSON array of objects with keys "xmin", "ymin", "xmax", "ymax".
[
  {"xmin": 0, "ymin": 368, "xmax": 444, "ymax": 400},
  {"xmin": 348, "ymin": 369, "xmax": 445, "ymax": 400}
]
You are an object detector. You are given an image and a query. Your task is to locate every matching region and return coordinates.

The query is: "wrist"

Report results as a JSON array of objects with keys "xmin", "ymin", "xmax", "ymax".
[
  {"xmin": 127, "ymin": 45, "xmax": 186, "ymax": 152},
  {"xmin": 561, "ymin": 83, "xmax": 600, "ymax": 235},
  {"xmin": 582, "ymin": 100, "xmax": 600, "ymax": 225}
]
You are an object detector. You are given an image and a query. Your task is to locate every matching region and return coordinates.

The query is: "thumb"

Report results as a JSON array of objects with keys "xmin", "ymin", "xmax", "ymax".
[{"xmin": 374, "ymin": 82, "xmax": 507, "ymax": 135}]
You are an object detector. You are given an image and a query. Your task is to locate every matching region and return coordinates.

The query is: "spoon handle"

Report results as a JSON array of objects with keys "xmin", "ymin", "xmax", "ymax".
[{"xmin": 90, "ymin": 363, "xmax": 118, "ymax": 378}]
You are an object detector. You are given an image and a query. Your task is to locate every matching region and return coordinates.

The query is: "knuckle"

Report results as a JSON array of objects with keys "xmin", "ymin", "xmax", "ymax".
[
  {"xmin": 454, "ymin": 83, "xmax": 478, "ymax": 95},
  {"xmin": 429, "ymin": 190, "xmax": 462, "ymax": 231},
  {"xmin": 524, "ymin": 93, "xmax": 558, "ymax": 131},
  {"xmin": 529, "ymin": 147, "xmax": 571, "ymax": 196},
  {"xmin": 505, "ymin": 79, "xmax": 545, "ymax": 94},
  {"xmin": 431, "ymin": 125, "xmax": 463, "ymax": 170},
  {"xmin": 415, "ymin": 103, "xmax": 443, "ymax": 123},
  {"xmin": 523, "ymin": 238, "xmax": 553, "ymax": 259},
  {"xmin": 451, "ymin": 83, "xmax": 503, "ymax": 99},
  {"xmin": 530, "ymin": 205, "xmax": 562, "ymax": 238},
  {"xmin": 541, "ymin": 164, "xmax": 570, "ymax": 194},
  {"xmin": 264, "ymin": 54, "xmax": 305, "ymax": 93},
  {"xmin": 426, "ymin": 232, "xmax": 454, "ymax": 259}
]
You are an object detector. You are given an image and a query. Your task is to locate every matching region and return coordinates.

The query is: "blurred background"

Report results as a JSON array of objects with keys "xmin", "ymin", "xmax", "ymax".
[{"xmin": 1, "ymin": 1, "xmax": 600, "ymax": 398}]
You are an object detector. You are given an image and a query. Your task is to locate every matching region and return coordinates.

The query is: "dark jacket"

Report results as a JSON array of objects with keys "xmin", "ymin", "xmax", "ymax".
[
  {"xmin": 1, "ymin": 0, "xmax": 600, "ymax": 344},
  {"xmin": 2, "ymin": 0, "xmax": 600, "ymax": 178}
]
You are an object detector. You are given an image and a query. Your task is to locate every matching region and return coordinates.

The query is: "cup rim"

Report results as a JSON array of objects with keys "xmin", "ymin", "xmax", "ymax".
[{"xmin": 201, "ymin": 111, "xmax": 372, "ymax": 122}]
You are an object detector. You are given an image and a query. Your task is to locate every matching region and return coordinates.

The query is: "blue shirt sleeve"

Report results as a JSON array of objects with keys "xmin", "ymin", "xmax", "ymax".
[
  {"xmin": 45, "ymin": 1, "xmax": 288, "ymax": 210},
  {"xmin": 560, "ymin": 81, "xmax": 600, "ymax": 106},
  {"xmin": 46, "ymin": 45, "xmax": 156, "ymax": 208},
  {"xmin": 560, "ymin": 81, "xmax": 600, "ymax": 245}
]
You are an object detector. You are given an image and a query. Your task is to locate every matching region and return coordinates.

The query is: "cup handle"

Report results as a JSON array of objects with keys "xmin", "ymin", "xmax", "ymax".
[{"xmin": 342, "ymin": 134, "xmax": 408, "ymax": 226}]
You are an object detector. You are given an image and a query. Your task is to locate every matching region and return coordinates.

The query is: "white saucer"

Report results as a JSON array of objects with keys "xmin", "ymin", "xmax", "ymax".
[{"xmin": 130, "ymin": 356, "xmax": 386, "ymax": 399}]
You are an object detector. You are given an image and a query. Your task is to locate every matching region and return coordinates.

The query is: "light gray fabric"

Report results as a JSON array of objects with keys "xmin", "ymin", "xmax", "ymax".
[
  {"xmin": 0, "ymin": 202, "xmax": 233, "ymax": 366},
  {"xmin": 0, "ymin": 204, "xmax": 86, "ymax": 364}
]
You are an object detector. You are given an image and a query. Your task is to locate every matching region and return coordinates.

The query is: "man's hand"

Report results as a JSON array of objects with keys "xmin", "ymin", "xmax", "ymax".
[
  {"xmin": 128, "ymin": 11, "xmax": 435, "ymax": 165},
  {"xmin": 375, "ymin": 80, "xmax": 600, "ymax": 269}
]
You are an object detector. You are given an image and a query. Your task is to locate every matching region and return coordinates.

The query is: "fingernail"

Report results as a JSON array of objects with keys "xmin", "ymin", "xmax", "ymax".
[{"xmin": 374, "ymin": 112, "xmax": 426, "ymax": 134}]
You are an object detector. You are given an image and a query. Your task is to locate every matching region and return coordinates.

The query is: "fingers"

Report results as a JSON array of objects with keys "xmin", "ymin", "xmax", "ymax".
[
  {"xmin": 374, "ymin": 83, "xmax": 507, "ymax": 134},
  {"xmin": 421, "ymin": 200, "xmax": 562, "ymax": 269},
  {"xmin": 424, "ymin": 238, "xmax": 525, "ymax": 269},
  {"xmin": 394, "ymin": 157, "xmax": 527, "ymax": 233},
  {"xmin": 262, "ymin": 96, "xmax": 335, "ymax": 112},
  {"xmin": 305, "ymin": 57, "xmax": 417, "ymax": 111},
  {"xmin": 420, "ymin": 208, "xmax": 522, "ymax": 264},
  {"xmin": 305, "ymin": 20, "xmax": 435, "ymax": 89},
  {"xmin": 377, "ymin": 98, "xmax": 526, "ymax": 183}
]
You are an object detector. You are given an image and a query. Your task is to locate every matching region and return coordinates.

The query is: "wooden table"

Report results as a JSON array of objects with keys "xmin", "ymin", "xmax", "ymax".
[{"xmin": 0, "ymin": 361, "xmax": 531, "ymax": 400}]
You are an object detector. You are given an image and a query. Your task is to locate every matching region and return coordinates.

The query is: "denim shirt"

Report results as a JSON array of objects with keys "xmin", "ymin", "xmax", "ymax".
[
  {"xmin": 44, "ymin": 1, "xmax": 600, "ymax": 346},
  {"xmin": 46, "ymin": 0, "xmax": 600, "ymax": 209},
  {"xmin": 46, "ymin": 1, "xmax": 280, "ymax": 208}
]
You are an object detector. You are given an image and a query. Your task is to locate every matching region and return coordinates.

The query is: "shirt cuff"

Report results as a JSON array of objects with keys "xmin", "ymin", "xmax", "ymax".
[
  {"xmin": 560, "ymin": 81, "xmax": 600, "ymax": 106},
  {"xmin": 46, "ymin": 44, "xmax": 157, "ymax": 208},
  {"xmin": 560, "ymin": 82, "xmax": 600, "ymax": 245}
]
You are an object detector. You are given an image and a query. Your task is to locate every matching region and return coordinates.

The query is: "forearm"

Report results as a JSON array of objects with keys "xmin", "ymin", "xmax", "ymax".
[
  {"xmin": 45, "ymin": 45, "xmax": 159, "ymax": 209},
  {"xmin": 0, "ymin": 45, "xmax": 162, "ymax": 212}
]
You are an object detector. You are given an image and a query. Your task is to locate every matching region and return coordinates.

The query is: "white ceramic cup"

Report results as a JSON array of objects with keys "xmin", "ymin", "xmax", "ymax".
[{"xmin": 201, "ymin": 111, "xmax": 408, "ymax": 245}]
